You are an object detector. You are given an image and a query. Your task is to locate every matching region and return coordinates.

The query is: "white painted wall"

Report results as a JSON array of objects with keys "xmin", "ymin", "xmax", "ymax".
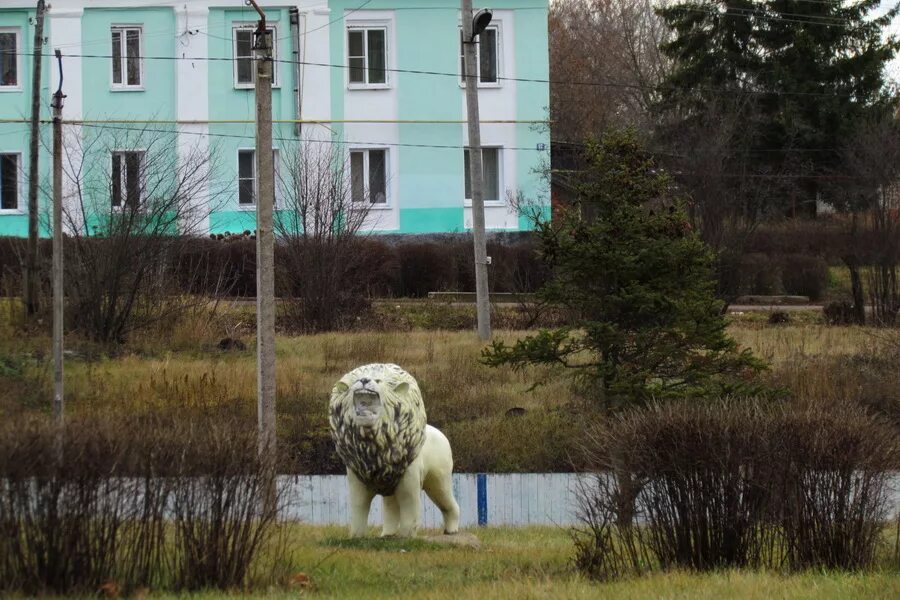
[
  {"xmin": 47, "ymin": 6, "xmax": 85, "ymax": 234},
  {"xmin": 461, "ymin": 10, "xmax": 520, "ymax": 231},
  {"xmin": 174, "ymin": 4, "xmax": 210, "ymax": 233}
]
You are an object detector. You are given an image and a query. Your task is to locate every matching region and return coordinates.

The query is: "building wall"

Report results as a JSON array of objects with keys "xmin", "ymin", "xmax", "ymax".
[
  {"xmin": 0, "ymin": 6, "xmax": 51, "ymax": 236},
  {"xmin": 0, "ymin": 0, "xmax": 550, "ymax": 236}
]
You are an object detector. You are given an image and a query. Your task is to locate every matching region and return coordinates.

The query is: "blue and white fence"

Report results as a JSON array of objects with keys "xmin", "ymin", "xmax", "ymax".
[
  {"xmin": 282, "ymin": 472, "xmax": 900, "ymax": 528},
  {"xmin": 280, "ymin": 473, "xmax": 591, "ymax": 528}
]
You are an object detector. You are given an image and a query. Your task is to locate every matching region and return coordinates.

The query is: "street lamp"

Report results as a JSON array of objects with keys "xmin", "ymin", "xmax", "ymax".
[
  {"xmin": 461, "ymin": 1, "xmax": 493, "ymax": 340},
  {"xmin": 470, "ymin": 9, "xmax": 493, "ymax": 41}
]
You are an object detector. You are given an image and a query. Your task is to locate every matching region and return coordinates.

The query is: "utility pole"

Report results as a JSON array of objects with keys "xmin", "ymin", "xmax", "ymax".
[
  {"xmin": 248, "ymin": 0, "xmax": 277, "ymax": 500},
  {"xmin": 25, "ymin": 0, "xmax": 46, "ymax": 318},
  {"xmin": 461, "ymin": 0, "xmax": 492, "ymax": 340},
  {"xmin": 51, "ymin": 50, "xmax": 65, "ymax": 424}
]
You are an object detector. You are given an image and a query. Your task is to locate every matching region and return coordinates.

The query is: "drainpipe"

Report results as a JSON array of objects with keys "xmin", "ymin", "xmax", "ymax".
[{"xmin": 289, "ymin": 7, "xmax": 302, "ymax": 137}]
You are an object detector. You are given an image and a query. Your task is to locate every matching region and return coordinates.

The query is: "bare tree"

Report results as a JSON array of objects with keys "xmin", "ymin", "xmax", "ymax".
[
  {"xmin": 654, "ymin": 98, "xmax": 787, "ymax": 303},
  {"xmin": 550, "ymin": 0, "xmax": 671, "ymax": 144},
  {"xmin": 831, "ymin": 117, "xmax": 900, "ymax": 326},
  {"xmin": 275, "ymin": 141, "xmax": 386, "ymax": 332},
  {"xmin": 55, "ymin": 124, "xmax": 225, "ymax": 342}
]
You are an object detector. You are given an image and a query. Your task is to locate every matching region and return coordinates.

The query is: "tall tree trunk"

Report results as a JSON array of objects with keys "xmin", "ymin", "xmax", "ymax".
[{"xmin": 844, "ymin": 212, "xmax": 866, "ymax": 325}]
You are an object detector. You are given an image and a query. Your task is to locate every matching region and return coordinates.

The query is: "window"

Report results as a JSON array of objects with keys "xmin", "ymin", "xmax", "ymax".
[
  {"xmin": 111, "ymin": 151, "xmax": 144, "ymax": 209},
  {"xmin": 347, "ymin": 27, "xmax": 387, "ymax": 86},
  {"xmin": 0, "ymin": 153, "xmax": 19, "ymax": 210},
  {"xmin": 234, "ymin": 26, "xmax": 277, "ymax": 87},
  {"xmin": 0, "ymin": 28, "xmax": 20, "ymax": 88},
  {"xmin": 460, "ymin": 26, "xmax": 498, "ymax": 85},
  {"xmin": 237, "ymin": 149, "xmax": 279, "ymax": 206},
  {"xmin": 464, "ymin": 147, "xmax": 500, "ymax": 202},
  {"xmin": 350, "ymin": 149, "xmax": 387, "ymax": 204},
  {"xmin": 111, "ymin": 26, "xmax": 142, "ymax": 88}
]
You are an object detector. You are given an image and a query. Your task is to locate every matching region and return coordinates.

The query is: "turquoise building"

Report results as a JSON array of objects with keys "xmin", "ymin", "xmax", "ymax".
[{"xmin": 0, "ymin": 1, "xmax": 550, "ymax": 236}]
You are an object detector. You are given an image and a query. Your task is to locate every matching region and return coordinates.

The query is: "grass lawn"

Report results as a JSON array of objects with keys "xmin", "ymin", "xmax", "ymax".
[{"xmin": 137, "ymin": 525, "xmax": 899, "ymax": 600}]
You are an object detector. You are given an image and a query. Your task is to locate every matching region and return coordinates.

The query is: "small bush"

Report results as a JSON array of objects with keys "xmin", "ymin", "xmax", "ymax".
[
  {"xmin": 771, "ymin": 409, "xmax": 896, "ymax": 570},
  {"xmin": 824, "ymin": 300, "xmax": 859, "ymax": 325},
  {"xmin": 0, "ymin": 415, "xmax": 286, "ymax": 595},
  {"xmin": 768, "ymin": 310, "xmax": 791, "ymax": 325},
  {"xmin": 780, "ymin": 254, "xmax": 829, "ymax": 300},
  {"xmin": 738, "ymin": 253, "xmax": 783, "ymax": 296},
  {"xmin": 573, "ymin": 402, "xmax": 897, "ymax": 579},
  {"xmin": 392, "ymin": 242, "xmax": 458, "ymax": 297},
  {"xmin": 278, "ymin": 237, "xmax": 394, "ymax": 333}
]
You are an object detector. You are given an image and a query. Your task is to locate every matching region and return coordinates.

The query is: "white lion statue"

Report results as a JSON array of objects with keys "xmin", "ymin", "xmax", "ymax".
[{"xmin": 329, "ymin": 363, "xmax": 460, "ymax": 538}]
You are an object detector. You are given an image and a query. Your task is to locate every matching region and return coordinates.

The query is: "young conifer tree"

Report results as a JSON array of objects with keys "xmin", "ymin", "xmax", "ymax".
[{"xmin": 484, "ymin": 131, "xmax": 766, "ymax": 408}]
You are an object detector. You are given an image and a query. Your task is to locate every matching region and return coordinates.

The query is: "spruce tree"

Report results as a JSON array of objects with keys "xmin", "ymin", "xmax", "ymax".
[
  {"xmin": 483, "ymin": 131, "xmax": 765, "ymax": 409},
  {"xmin": 655, "ymin": 0, "xmax": 898, "ymax": 214}
]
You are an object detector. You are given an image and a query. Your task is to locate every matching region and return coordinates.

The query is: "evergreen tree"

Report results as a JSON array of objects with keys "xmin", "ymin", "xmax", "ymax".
[
  {"xmin": 484, "ymin": 131, "xmax": 765, "ymax": 409},
  {"xmin": 655, "ymin": 0, "xmax": 898, "ymax": 214}
]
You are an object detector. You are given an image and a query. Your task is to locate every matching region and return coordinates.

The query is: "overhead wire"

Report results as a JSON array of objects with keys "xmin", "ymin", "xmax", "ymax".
[
  {"xmin": 63, "ymin": 123, "xmax": 858, "ymax": 180},
  {"xmin": 8, "ymin": 50, "xmax": 877, "ymax": 98},
  {"xmin": 73, "ymin": 121, "xmax": 549, "ymax": 153}
]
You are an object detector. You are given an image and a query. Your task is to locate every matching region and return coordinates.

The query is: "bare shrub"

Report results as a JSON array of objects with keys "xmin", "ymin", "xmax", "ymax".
[
  {"xmin": 275, "ymin": 142, "xmax": 389, "ymax": 332},
  {"xmin": 56, "ymin": 124, "xmax": 226, "ymax": 343},
  {"xmin": 573, "ymin": 402, "xmax": 897, "ymax": 579},
  {"xmin": 0, "ymin": 415, "xmax": 286, "ymax": 594},
  {"xmin": 572, "ymin": 472, "xmax": 650, "ymax": 580},
  {"xmin": 771, "ymin": 407, "xmax": 897, "ymax": 570},
  {"xmin": 0, "ymin": 417, "xmax": 169, "ymax": 594},
  {"xmin": 830, "ymin": 116, "xmax": 900, "ymax": 325},
  {"xmin": 591, "ymin": 402, "xmax": 774, "ymax": 572},
  {"xmin": 168, "ymin": 421, "xmax": 285, "ymax": 591}
]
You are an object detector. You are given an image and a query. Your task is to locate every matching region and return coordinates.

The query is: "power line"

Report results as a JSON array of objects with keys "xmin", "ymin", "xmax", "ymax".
[
  {"xmin": 11, "ymin": 50, "xmax": 873, "ymax": 98},
  {"xmin": 74, "ymin": 123, "xmax": 859, "ymax": 183},
  {"xmin": 74, "ymin": 121, "xmax": 549, "ymax": 153},
  {"xmin": 669, "ymin": 4, "xmax": 889, "ymax": 29},
  {"xmin": 53, "ymin": 122, "xmax": 845, "ymax": 157}
]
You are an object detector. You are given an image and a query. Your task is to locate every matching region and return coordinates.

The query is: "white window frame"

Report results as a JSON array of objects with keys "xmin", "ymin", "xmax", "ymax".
[
  {"xmin": 0, "ymin": 27, "xmax": 22, "ymax": 92},
  {"xmin": 349, "ymin": 148, "xmax": 390, "ymax": 208},
  {"xmin": 110, "ymin": 149, "xmax": 146, "ymax": 210},
  {"xmin": 0, "ymin": 152, "xmax": 22, "ymax": 213},
  {"xmin": 459, "ymin": 23, "xmax": 501, "ymax": 88},
  {"xmin": 110, "ymin": 25, "xmax": 144, "ymax": 90},
  {"xmin": 346, "ymin": 22, "xmax": 391, "ymax": 90},
  {"xmin": 233, "ymin": 24, "xmax": 279, "ymax": 89},
  {"xmin": 464, "ymin": 146, "xmax": 504, "ymax": 206},
  {"xmin": 236, "ymin": 148, "xmax": 280, "ymax": 209}
]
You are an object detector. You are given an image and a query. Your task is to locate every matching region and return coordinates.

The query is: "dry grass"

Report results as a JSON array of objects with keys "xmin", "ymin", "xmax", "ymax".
[{"xmin": 1, "ymin": 303, "xmax": 897, "ymax": 471}]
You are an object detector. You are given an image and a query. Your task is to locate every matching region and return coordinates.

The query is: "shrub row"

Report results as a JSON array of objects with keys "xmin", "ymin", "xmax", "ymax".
[
  {"xmin": 0, "ymin": 235, "xmax": 832, "ymax": 301},
  {"xmin": 721, "ymin": 252, "xmax": 830, "ymax": 300},
  {"xmin": 574, "ymin": 402, "xmax": 898, "ymax": 579},
  {"xmin": 744, "ymin": 219, "xmax": 887, "ymax": 263},
  {"xmin": 0, "ymin": 416, "xmax": 286, "ymax": 595},
  {"xmin": 0, "ymin": 235, "xmax": 550, "ymax": 300}
]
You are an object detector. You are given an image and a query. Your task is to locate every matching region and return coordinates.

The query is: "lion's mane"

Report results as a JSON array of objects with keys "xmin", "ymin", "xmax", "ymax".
[{"xmin": 328, "ymin": 363, "xmax": 427, "ymax": 496}]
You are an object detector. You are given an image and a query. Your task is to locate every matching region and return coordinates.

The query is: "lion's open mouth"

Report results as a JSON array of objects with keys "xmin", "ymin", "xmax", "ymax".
[{"xmin": 353, "ymin": 389, "xmax": 382, "ymax": 420}]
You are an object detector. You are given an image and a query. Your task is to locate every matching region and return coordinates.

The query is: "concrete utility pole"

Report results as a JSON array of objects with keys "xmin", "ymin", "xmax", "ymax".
[
  {"xmin": 461, "ymin": 0, "xmax": 492, "ymax": 340},
  {"xmin": 25, "ymin": 0, "xmax": 46, "ymax": 317},
  {"xmin": 249, "ymin": 0, "xmax": 277, "ymax": 475},
  {"xmin": 51, "ymin": 49, "xmax": 65, "ymax": 423}
]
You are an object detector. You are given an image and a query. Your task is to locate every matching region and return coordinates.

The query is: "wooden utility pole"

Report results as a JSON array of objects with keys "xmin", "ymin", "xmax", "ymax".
[
  {"xmin": 51, "ymin": 49, "xmax": 65, "ymax": 423},
  {"xmin": 249, "ymin": 0, "xmax": 277, "ymax": 478},
  {"xmin": 461, "ymin": 0, "xmax": 492, "ymax": 340},
  {"xmin": 25, "ymin": 0, "xmax": 46, "ymax": 317}
]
